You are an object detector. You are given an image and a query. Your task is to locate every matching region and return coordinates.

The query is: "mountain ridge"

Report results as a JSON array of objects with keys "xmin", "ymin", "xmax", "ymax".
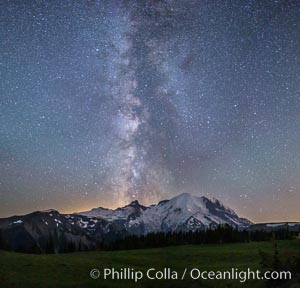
[
  {"xmin": 76, "ymin": 193, "xmax": 251, "ymax": 232},
  {"xmin": 0, "ymin": 193, "xmax": 253, "ymax": 253}
]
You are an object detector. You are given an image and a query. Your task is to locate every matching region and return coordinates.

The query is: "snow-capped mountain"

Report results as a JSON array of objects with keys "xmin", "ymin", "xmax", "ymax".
[
  {"xmin": 77, "ymin": 193, "xmax": 252, "ymax": 234},
  {"xmin": 0, "ymin": 193, "xmax": 252, "ymax": 253},
  {"xmin": 78, "ymin": 200, "xmax": 147, "ymax": 222}
]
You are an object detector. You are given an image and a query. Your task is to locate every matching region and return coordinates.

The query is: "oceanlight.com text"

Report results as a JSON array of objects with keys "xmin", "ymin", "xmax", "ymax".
[{"xmin": 90, "ymin": 267, "xmax": 292, "ymax": 283}]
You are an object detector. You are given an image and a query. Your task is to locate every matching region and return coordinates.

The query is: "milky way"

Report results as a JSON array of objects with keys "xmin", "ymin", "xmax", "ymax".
[{"xmin": 1, "ymin": 0, "xmax": 300, "ymax": 222}]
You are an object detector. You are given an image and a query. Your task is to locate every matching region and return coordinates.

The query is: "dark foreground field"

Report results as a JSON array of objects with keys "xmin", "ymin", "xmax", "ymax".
[{"xmin": 1, "ymin": 240, "xmax": 300, "ymax": 288}]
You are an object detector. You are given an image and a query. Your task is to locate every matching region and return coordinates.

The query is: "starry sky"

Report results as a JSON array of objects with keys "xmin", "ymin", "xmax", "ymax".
[{"xmin": 1, "ymin": 0, "xmax": 300, "ymax": 222}]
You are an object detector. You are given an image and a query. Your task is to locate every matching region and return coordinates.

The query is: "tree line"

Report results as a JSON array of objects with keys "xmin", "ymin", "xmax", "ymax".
[
  {"xmin": 97, "ymin": 224, "xmax": 297, "ymax": 251},
  {"xmin": 1, "ymin": 224, "xmax": 297, "ymax": 253}
]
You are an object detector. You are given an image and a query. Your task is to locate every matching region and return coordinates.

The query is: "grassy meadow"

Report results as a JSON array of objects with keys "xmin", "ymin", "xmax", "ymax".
[{"xmin": 1, "ymin": 240, "xmax": 300, "ymax": 288}]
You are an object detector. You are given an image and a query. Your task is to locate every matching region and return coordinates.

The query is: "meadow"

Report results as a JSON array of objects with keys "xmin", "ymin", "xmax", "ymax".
[{"xmin": 1, "ymin": 240, "xmax": 300, "ymax": 288}]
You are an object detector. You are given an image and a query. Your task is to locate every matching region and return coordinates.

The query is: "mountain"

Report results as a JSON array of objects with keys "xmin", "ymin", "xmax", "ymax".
[
  {"xmin": 249, "ymin": 222, "xmax": 300, "ymax": 232},
  {"xmin": 0, "ymin": 209, "xmax": 108, "ymax": 253},
  {"xmin": 0, "ymin": 193, "xmax": 251, "ymax": 253},
  {"xmin": 78, "ymin": 193, "xmax": 252, "ymax": 234}
]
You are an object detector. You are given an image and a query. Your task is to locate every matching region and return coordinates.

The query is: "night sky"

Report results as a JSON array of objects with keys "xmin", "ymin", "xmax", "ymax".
[{"xmin": 1, "ymin": 0, "xmax": 300, "ymax": 222}]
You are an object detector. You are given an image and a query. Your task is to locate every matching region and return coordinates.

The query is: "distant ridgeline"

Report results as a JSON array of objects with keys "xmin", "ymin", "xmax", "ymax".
[
  {"xmin": 0, "ymin": 193, "xmax": 299, "ymax": 253},
  {"xmin": 249, "ymin": 222, "xmax": 300, "ymax": 232}
]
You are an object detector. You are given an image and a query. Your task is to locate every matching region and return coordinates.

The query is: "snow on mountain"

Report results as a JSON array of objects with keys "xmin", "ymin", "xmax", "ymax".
[
  {"xmin": 249, "ymin": 222, "xmax": 300, "ymax": 232},
  {"xmin": 0, "ymin": 193, "xmax": 252, "ymax": 253},
  {"xmin": 78, "ymin": 200, "xmax": 147, "ymax": 221},
  {"xmin": 143, "ymin": 193, "xmax": 251, "ymax": 232},
  {"xmin": 77, "ymin": 193, "xmax": 252, "ymax": 233}
]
